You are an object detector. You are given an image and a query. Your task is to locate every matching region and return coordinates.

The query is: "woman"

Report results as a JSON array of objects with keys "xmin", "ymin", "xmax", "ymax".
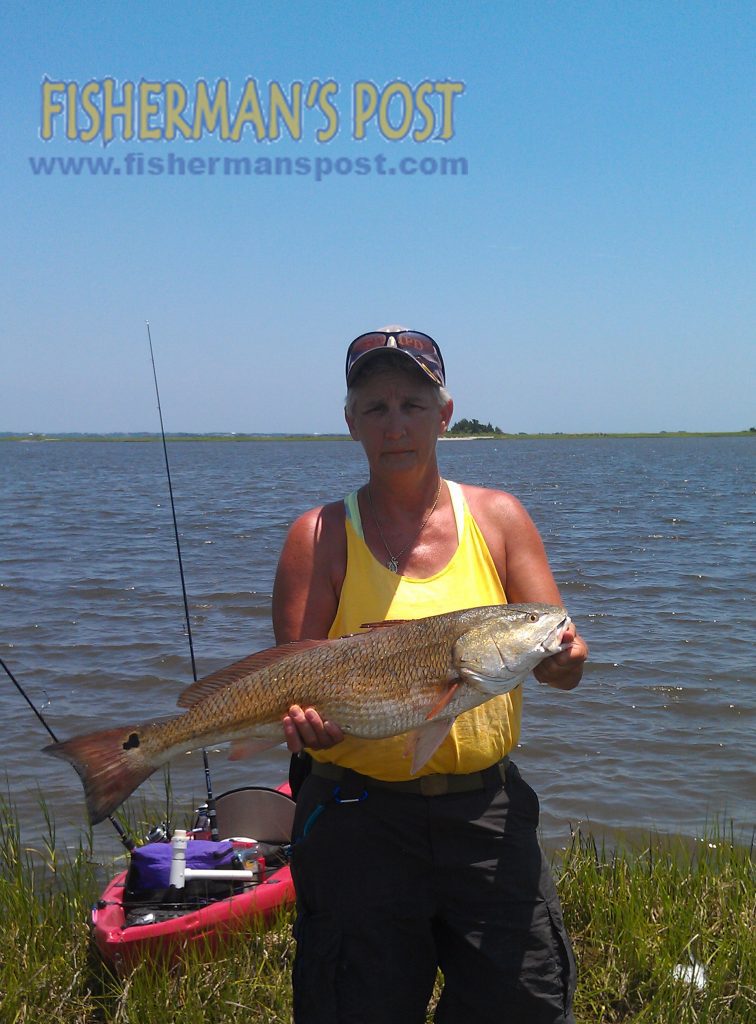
[{"xmin": 273, "ymin": 328, "xmax": 588, "ymax": 1024}]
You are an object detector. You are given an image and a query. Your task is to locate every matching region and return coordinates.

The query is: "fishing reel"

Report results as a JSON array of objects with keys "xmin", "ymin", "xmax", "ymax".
[{"xmin": 145, "ymin": 822, "xmax": 170, "ymax": 844}]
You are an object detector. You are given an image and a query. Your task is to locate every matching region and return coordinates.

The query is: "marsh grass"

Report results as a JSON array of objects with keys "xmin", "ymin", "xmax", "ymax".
[
  {"xmin": 557, "ymin": 827, "xmax": 755, "ymax": 1022},
  {"xmin": 0, "ymin": 797, "xmax": 99, "ymax": 1022},
  {"xmin": 1, "ymin": 798, "xmax": 753, "ymax": 1023}
]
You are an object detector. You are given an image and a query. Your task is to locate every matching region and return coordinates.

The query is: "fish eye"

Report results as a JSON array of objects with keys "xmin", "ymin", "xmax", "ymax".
[{"xmin": 528, "ymin": 613, "xmax": 539, "ymax": 622}]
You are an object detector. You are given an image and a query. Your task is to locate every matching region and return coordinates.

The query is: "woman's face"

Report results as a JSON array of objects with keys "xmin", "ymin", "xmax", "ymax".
[{"xmin": 345, "ymin": 366, "xmax": 452, "ymax": 477}]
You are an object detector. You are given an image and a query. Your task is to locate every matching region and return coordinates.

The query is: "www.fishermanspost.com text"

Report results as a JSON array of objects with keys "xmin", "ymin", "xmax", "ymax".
[{"xmin": 28, "ymin": 151, "xmax": 469, "ymax": 183}]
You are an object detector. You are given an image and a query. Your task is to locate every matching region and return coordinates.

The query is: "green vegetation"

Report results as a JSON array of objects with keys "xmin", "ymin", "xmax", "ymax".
[
  {"xmin": 2, "ymin": 430, "xmax": 754, "ymax": 443},
  {"xmin": 0, "ymin": 432, "xmax": 351, "ymax": 443},
  {"xmin": 1, "ymin": 797, "xmax": 753, "ymax": 1023},
  {"xmin": 558, "ymin": 828, "xmax": 754, "ymax": 1022},
  {"xmin": 447, "ymin": 417, "xmax": 504, "ymax": 437}
]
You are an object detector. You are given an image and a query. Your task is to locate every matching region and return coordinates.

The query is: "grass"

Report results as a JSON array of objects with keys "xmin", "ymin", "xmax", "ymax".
[
  {"xmin": 557, "ymin": 828, "xmax": 755, "ymax": 1022},
  {"xmin": 1, "ymin": 800, "xmax": 753, "ymax": 1023}
]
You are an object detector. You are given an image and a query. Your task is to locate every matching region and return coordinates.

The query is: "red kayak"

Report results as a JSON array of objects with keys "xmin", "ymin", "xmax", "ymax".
[{"xmin": 91, "ymin": 784, "xmax": 296, "ymax": 974}]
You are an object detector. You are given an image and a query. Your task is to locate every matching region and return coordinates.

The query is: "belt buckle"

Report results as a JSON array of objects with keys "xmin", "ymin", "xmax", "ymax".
[{"xmin": 419, "ymin": 774, "xmax": 449, "ymax": 797}]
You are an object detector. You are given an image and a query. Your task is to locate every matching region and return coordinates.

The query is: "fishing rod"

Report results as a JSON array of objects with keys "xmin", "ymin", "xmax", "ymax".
[
  {"xmin": 146, "ymin": 321, "xmax": 219, "ymax": 841},
  {"xmin": 0, "ymin": 655, "xmax": 135, "ymax": 850}
]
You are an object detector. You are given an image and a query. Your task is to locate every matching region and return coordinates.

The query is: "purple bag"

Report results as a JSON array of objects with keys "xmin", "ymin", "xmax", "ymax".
[
  {"xmin": 124, "ymin": 840, "xmax": 239, "ymax": 908},
  {"xmin": 128, "ymin": 839, "xmax": 236, "ymax": 890}
]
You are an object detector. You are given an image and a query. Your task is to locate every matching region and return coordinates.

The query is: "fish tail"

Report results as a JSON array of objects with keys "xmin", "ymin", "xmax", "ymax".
[{"xmin": 44, "ymin": 724, "xmax": 160, "ymax": 825}]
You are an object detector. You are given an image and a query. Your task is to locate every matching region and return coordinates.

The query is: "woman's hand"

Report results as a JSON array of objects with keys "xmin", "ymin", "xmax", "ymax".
[
  {"xmin": 533, "ymin": 625, "xmax": 588, "ymax": 690},
  {"xmin": 283, "ymin": 705, "xmax": 345, "ymax": 753}
]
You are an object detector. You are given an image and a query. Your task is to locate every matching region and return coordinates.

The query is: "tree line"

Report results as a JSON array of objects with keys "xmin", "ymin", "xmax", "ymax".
[{"xmin": 447, "ymin": 417, "xmax": 504, "ymax": 436}]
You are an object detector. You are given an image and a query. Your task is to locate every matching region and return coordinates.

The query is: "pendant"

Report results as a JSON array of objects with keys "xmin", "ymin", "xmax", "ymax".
[{"xmin": 387, "ymin": 557, "xmax": 399, "ymax": 573}]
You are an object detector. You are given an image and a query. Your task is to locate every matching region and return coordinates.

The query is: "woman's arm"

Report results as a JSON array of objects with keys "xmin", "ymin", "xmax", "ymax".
[{"xmin": 272, "ymin": 502, "xmax": 346, "ymax": 750}]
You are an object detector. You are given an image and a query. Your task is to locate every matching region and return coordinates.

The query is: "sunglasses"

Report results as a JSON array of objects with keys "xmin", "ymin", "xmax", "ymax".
[{"xmin": 345, "ymin": 331, "xmax": 446, "ymax": 386}]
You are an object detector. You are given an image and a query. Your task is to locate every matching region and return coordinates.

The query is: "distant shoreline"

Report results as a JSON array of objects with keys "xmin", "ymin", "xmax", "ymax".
[{"xmin": 1, "ymin": 431, "xmax": 753, "ymax": 442}]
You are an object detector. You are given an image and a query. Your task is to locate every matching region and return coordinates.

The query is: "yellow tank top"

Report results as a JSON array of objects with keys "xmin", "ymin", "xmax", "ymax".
[{"xmin": 312, "ymin": 480, "xmax": 522, "ymax": 780}]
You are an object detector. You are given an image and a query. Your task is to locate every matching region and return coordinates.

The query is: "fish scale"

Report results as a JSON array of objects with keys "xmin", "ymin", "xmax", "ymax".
[{"xmin": 45, "ymin": 603, "xmax": 570, "ymax": 824}]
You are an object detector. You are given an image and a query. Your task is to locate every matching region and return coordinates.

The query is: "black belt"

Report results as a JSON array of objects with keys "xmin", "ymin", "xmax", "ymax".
[{"xmin": 310, "ymin": 756, "xmax": 510, "ymax": 797}]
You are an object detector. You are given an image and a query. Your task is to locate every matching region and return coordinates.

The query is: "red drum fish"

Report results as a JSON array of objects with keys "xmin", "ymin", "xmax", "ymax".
[{"xmin": 45, "ymin": 603, "xmax": 571, "ymax": 823}]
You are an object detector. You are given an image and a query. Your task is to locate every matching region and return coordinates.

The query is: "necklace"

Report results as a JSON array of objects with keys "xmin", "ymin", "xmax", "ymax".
[{"xmin": 366, "ymin": 478, "xmax": 443, "ymax": 573}]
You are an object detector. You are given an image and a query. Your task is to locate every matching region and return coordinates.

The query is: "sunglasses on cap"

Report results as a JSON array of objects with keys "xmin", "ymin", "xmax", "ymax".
[{"xmin": 345, "ymin": 331, "xmax": 446, "ymax": 386}]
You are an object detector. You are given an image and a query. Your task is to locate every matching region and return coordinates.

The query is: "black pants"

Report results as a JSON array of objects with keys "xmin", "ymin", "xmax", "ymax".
[{"xmin": 290, "ymin": 761, "xmax": 576, "ymax": 1023}]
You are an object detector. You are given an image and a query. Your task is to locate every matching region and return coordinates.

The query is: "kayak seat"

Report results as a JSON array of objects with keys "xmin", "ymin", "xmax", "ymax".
[{"xmin": 211, "ymin": 786, "xmax": 296, "ymax": 845}]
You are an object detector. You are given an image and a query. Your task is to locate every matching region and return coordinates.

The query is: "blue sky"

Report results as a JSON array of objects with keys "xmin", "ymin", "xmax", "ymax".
[{"xmin": 1, "ymin": 1, "xmax": 753, "ymax": 433}]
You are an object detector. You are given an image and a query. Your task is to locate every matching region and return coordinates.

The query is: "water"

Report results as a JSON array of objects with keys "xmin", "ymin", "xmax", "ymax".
[{"xmin": 1, "ymin": 437, "xmax": 754, "ymax": 857}]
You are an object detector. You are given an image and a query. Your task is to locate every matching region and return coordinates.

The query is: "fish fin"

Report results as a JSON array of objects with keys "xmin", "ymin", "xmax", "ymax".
[
  {"xmin": 425, "ymin": 682, "xmax": 460, "ymax": 720},
  {"xmin": 44, "ymin": 723, "xmax": 162, "ymax": 825},
  {"xmin": 358, "ymin": 619, "xmax": 408, "ymax": 630},
  {"xmin": 177, "ymin": 640, "xmax": 332, "ymax": 708},
  {"xmin": 404, "ymin": 718, "xmax": 455, "ymax": 774},
  {"xmin": 228, "ymin": 736, "xmax": 282, "ymax": 761}
]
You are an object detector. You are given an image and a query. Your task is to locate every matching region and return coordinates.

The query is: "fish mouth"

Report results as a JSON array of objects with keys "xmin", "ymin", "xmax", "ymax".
[{"xmin": 539, "ymin": 615, "xmax": 572, "ymax": 654}]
